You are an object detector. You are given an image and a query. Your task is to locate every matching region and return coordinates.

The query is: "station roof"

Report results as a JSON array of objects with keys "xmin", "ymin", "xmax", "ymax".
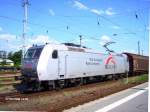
[{"xmin": 0, "ymin": 58, "xmax": 14, "ymax": 63}]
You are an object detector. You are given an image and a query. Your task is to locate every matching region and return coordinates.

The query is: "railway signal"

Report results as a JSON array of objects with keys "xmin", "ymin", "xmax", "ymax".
[{"xmin": 79, "ymin": 35, "xmax": 82, "ymax": 47}]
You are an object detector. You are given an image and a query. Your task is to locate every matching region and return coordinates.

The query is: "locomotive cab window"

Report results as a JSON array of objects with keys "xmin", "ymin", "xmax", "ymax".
[
  {"xmin": 34, "ymin": 48, "xmax": 43, "ymax": 58},
  {"xmin": 52, "ymin": 50, "xmax": 58, "ymax": 59},
  {"xmin": 24, "ymin": 47, "xmax": 43, "ymax": 59}
]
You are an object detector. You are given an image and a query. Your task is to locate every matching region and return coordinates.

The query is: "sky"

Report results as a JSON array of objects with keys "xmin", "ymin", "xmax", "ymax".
[{"xmin": 0, "ymin": 0, "xmax": 149, "ymax": 56}]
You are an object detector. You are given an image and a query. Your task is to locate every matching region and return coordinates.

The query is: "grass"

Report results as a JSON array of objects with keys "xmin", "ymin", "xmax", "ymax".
[
  {"xmin": 0, "ymin": 77, "xmax": 14, "ymax": 81},
  {"xmin": 123, "ymin": 74, "xmax": 148, "ymax": 84},
  {"xmin": 0, "ymin": 77, "xmax": 15, "ymax": 88},
  {"xmin": 0, "ymin": 71, "xmax": 19, "ymax": 74},
  {"xmin": 0, "ymin": 85, "xmax": 14, "ymax": 93}
]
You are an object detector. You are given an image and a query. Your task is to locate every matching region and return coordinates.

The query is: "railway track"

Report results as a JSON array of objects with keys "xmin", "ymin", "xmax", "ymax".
[
  {"xmin": 0, "ymin": 74, "xmax": 148, "ymax": 108},
  {"xmin": 0, "ymin": 73, "xmax": 21, "ymax": 86},
  {"xmin": 0, "ymin": 79, "xmax": 112, "ymax": 104},
  {"xmin": 0, "ymin": 92, "xmax": 20, "ymax": 103},
  {"xmin": 0, "ymin": 76, "xmax": 147, "ymax": 111}
]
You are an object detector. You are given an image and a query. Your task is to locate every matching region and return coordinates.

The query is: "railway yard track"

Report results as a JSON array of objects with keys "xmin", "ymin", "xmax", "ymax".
[{"xmin": 0, "ymin": 74, "xmax": 148, "ymax": 111}]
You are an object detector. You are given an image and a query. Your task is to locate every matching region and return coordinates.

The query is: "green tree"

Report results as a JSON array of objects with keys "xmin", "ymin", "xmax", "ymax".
[
  {"xmin": 8, "ymin": 52, "xmax": 13, "ymax": 59},
  {"xmin": 8, "ymin": 50, "xmax": 22, "ymax": 68},
  {"xmin": 1, "ymin": 60, "xmax": 6, "ymax": 66}
]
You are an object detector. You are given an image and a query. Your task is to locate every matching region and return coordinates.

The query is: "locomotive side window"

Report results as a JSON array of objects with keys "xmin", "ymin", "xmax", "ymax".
[{"xmin": 52, "ymin": 50, "xmax": 58, "ymax": 59}]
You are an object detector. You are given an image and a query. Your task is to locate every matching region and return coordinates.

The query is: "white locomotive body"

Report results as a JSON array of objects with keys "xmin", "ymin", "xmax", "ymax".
[
  {"xmin": 37, "ymin": 44, "xmax": 129, "ymax": 81},
  {"xmin": 18, "ymin": 43, "xmax": 129, "ymax": 92}
]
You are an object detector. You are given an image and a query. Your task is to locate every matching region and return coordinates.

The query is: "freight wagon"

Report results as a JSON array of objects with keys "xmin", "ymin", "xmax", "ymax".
[{"xmin": 123, "ymin": 53, "xmax": 149, "ymax": 75}]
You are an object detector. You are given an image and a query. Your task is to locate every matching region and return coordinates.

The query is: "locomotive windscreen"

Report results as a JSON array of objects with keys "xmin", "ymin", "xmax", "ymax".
[{"xmin": 24, "ymin": 47, "xmax": 43, "ymax": 59}]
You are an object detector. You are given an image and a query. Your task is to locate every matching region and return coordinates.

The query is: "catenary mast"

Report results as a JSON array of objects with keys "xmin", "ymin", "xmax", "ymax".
[{"xmin": 22, "ymin": 0, "xmax": 29, "ymax": 62}]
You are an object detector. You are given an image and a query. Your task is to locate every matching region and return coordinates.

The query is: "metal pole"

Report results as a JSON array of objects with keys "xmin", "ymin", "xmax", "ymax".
[
  {"xmin": 142, "ymin": 50, "xmax": 143, "ymax": 55},
  {"xmin": 126, "ymin": 72, "xmax": 128, "ymax": 84},
  {"xmin": 22, "ymin": 0, "xmax": 29, "ymax": 63},
  {"xmin": 138, "ymin": 41, "xmax": 140, "ymax": 55},
  {"xmin": 79, "ymin": 35, "xmax": 82, "ymax": 47}
]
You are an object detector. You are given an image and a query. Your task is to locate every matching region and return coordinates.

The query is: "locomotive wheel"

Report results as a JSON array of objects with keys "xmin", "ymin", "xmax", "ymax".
[
  {"xmin": 55, "ymin": 80, "xmax": 65, "ymax": 90},
  {"xmin": 32, "ymin": 81, "xmax": 41, "ymax": 92}
]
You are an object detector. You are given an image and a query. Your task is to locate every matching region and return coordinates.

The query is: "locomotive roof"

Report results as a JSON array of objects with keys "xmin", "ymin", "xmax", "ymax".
[
  {"xmin": 29, "ymin": 45, "xmax": 45, "ymax": 49},
  {"xmin": 28, "ymin": 43, "xmax": 121, "ymax": 55},
  {"xmin": 62, "ymin": 42, "xmax": 87, "ymax": 48}
]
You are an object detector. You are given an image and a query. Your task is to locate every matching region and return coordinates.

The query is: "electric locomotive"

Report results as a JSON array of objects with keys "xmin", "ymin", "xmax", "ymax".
[{"xmin": 15, "ymin": 43, "xmax": 129, "ymax": 92}]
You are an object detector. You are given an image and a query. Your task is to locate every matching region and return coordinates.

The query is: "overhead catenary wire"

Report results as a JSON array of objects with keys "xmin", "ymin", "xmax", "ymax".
[
  {"xmin": 24, "ymin": 1, "xmax": 142, "ymax": 34},
  {"xmin": 0, "ymin": 2, "xmax": 95, "ymax": 38},
  {"xmin": 0, "ymin": 14, "xmax": 99, "ymax": 44},
  {"xmin": 0, "ymin": 15, "xmax": 74, "ymax": 35},
  {"xmin": 2, "ymin": 0, "xmax": 149, "ymax": 32},
  {"xmin": 30, "ymin": 5, "xmax": 148, "ymax": 33},
  {"xmin": 30, "ymin": 6, "xmax": 137, "ymax": 36},
  {"xmin": 7, "ymin": 0, "xmax": 149, "ymax": 30},
  {"xmin": 28, "ymin": 2, "xmax": 139, "ymax": 33},
  {"xmin": 0, "ymin": 0, "xmax": 148, "ymax": 56},
  {"xmin": 0, "ymin": 1, "xmax": 148, "ymax": 43},
  {"xmin": 0, "ymin": 11, "xmax": 147, "ymax": 42}
]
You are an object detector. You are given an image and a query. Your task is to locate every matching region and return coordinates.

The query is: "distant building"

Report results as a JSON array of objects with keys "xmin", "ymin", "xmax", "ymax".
[
  {"xmin": 0, "ymin": 51, "xmax": 7, "ymax": 59},
  {"xmin": 0, "ymin": 58, "xmax": 14, "ymax": 66}
]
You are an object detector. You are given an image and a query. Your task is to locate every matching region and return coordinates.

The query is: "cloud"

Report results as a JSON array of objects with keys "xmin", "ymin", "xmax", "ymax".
[
  {"xmin": 0, "ymin": 33, "xmax": 22, "ymax": 51},
  {"xmin": 90, "ymin": 9, "xmax": 104, "ymax": 15},
  {"xmin": 0, "ymin": 34, "xmax": 16, "ymax": 41},
  {"xmin": 0, "ymin": 27, "xmax": 2, "ymax": 32},
  {"xmin": 28, "ymin": 35, "xmax": 59, "ymax": 45},
  {"xmin": 7, "ymin": 44, "xmax": 21, "ymax": 51},
  {"xmin": 49, "ymin": 9, "xmax": 55, "ymax": 16},
  {"xmin": 1, "ymin": 34, "xmax": 60, "ymax": 51},
  {"xmin": 27, "ymin": 26, "xmax": 31, "ymax": 31},
  {"xmin": 90, "ymin": 8, "xmax": 116, "ymax": 16},
  {"xmin": 111, "ymin": 25, "xmax": 120, "ymax": 29},
  {"xmin": 146, "ymin": 26, "xmax": 150, "ymax": 31},
  {"xmin": 73, "ymin": 1, "xmax": 89, "ymax": 10},
  {"xmin": 0, "ymin": 34, "xmax": 60, "ymax": 51},
  {"xmin": 100, "ymin": 35, "xmax": 111, "ymax": 45},
  {"xmin": 123, "ymin": 49, "xmax": 137, "ymax": 54},
  {"xmin": 72, "ymin": 1, "xmax": 116, "ymax": 16},
  {"xmin": 105, "ymin": 8, "xmax": 116, "ymax": 16}
]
